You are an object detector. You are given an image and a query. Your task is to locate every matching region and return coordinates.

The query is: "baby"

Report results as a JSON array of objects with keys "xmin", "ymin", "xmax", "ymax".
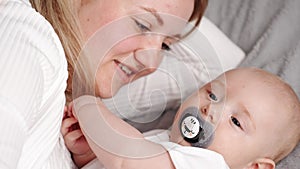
[{"xmin": 62, "ymin": 68, "xmax": 300, "ymax": 169}]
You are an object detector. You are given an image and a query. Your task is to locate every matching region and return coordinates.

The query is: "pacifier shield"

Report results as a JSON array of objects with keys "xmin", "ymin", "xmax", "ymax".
[
  {"xmin": 180, "ymin": 113, "xmax": 201, "ymax": 142},
  {"xmin": 179, "ymin": 106, "xmax": 214, "ymax": 148}
]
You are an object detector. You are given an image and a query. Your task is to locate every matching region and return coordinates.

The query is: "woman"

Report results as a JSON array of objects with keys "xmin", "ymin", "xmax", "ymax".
[{"xmin": 0, "ymin": 0, "xmax": 207, "ymax": 168}]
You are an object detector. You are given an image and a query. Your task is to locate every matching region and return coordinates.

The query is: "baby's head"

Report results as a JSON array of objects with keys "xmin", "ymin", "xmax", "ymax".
[{"xmin": 170, "ymin": 67, "xmax": 300, "ymax": 169}]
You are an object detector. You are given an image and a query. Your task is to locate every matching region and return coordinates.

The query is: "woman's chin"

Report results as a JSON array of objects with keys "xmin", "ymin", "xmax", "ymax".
[{"xmin": 95, "ymin": 85, "xmax": 121, "ymax": 99}]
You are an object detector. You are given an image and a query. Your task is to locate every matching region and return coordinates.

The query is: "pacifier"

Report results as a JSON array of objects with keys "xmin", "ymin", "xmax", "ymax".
[{"xmin": 179, "ymin": 106, "xmax": 214, "ymax": 148}]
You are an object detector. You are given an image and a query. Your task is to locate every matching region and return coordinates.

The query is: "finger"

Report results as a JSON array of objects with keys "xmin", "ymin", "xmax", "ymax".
[
  {"xmin": 68, "ymin": 102, "xmax": 76, "ymax": 118},
  {"xmin": 68, "ymin": 101, "xmax": 74, "ymax": 110},
  {"xmin": 63, "ymin": 106, "xmax": 68, "ymax": 120},
  {"xmin": 61, "ymin": 117, "xmax": 78, "ymax": 136},
  {"xmin": 64, "ymin": 130, "xmax": 84, "ymax": 147}
]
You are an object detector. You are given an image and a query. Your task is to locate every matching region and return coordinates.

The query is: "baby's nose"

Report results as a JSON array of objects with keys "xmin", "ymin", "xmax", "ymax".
[
  {"xmin": 201, "ymin": 105, "xmax": 214, "ymax": 122},
  {"xmin": 201, "ymin": 104, "xmax": 222, "ymax": 125}
]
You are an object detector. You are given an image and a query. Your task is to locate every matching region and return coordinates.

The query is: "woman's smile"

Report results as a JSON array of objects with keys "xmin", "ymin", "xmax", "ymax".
[
  {"xmin": 114, "ymin": 59, "xmax": 138, "ymax": 83},
  {"xmin": 77, "ymin": 0, "xmax": 195, "ymax": 98}
]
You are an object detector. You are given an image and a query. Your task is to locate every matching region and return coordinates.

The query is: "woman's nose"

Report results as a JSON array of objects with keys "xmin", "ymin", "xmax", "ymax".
[{"xmin": 134, "ymin": 36, "xmax": 165, "ymax": 72}]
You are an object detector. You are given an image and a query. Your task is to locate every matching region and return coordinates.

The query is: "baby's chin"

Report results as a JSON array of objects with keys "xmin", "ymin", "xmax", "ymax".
[
  {"xmin": 169, "ymin": 131, "xmax": 191, "ymax": 146},
  {"xmin": 169, "ymin": 130, "xmax": 179, "ymax": 143}
]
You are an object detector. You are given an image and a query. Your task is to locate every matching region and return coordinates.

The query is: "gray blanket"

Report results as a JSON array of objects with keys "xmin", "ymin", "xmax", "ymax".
[{"xmin": 205, "ymin": 0, "xmax": 300, "ymax": 168}]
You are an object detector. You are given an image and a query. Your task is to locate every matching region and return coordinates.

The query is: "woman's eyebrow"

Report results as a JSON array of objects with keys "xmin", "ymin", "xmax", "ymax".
[{"xmin": 139, "ymin": 6, "xmax": 164, "ymax": 25}]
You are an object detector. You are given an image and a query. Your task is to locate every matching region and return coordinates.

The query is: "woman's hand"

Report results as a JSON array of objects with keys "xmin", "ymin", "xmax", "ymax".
[{"xmin": 61, "ymin": 103, "xmax": 96, "ymax": 168}]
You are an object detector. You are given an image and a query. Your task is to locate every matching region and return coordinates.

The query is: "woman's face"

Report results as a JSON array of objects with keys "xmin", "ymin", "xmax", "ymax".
[{"xmin": 78, "ymin": 0, "xmax": 194, "ymax": 98}]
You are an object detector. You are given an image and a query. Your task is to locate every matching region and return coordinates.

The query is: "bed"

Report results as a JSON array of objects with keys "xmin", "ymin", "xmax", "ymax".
[{"xmin": 102, "ymin": 0, "xmax": 300, "ymax": 168}]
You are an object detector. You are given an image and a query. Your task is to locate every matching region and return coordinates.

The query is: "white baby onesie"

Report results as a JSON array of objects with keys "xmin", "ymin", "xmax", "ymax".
[
  {"xmin": 83, "ymin": 129, "xmax": 230, "ymax": 169},
  {"xmin": 144, "ymin": 130, "xmax": 230, "ymax": 169}
]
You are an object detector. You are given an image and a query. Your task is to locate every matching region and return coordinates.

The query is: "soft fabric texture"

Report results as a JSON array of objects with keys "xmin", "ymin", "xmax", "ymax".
[
  {"xmin": 0, "ymin": 0, "xmax": 75, "ymax": 168},
  {"xmin": 196, "ymin": 17, "xmax": 245, "ymax": 71},
  {"xmin": 204, "ymin": 0, "xmax": 300, "ymax": 168}
]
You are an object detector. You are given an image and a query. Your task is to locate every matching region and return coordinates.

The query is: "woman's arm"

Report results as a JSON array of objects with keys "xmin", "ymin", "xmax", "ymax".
[{"xmin": 73, "ymin": 95, "xmax": 175, "ymax": 169}]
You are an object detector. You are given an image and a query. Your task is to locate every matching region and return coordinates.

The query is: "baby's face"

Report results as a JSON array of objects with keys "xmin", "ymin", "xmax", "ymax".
[{"xmin": 170, "ymin": 69, "xmax": 288, "ymax": 169}]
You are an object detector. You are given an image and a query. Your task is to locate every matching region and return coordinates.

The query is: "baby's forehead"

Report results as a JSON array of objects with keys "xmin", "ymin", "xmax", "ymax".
[
  {"xmin": 210, "ymin": 70, "xmax": 285, "ymax": 104},
  {"xmin": 209, "ymin": 69, "xmax": 294, "ymax": 100},
  {"xmin": 221, "ymin": 69, "xmax": 278, "ymax": 88},
  {"xmin": 226, "ymin": 69, "xmax": 294, "ymax": 112}
]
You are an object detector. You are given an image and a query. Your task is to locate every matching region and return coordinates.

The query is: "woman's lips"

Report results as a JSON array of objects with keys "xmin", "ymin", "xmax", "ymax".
[
  {"xmin": 114, "ymin": 59, "xmax": 137, "ymax": 82},
  {"xmin": 119, "ymin": 63, "xmax": 133, "ymax": 76}
]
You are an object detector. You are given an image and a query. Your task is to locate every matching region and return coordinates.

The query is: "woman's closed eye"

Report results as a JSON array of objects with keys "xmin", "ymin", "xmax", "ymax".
[{"xmin": 133, "ymin": 18, "xmax": 150, "ymax": 32}]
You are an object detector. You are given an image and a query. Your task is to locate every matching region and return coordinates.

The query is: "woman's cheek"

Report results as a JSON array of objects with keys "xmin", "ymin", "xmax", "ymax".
[{"xmin": 111, "ymin": 37, "xmax": 141, "ymax": 56}]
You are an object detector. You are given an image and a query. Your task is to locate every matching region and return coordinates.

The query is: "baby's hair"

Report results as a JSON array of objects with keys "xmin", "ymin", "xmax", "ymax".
[{"xmin": 251, "ymin": 68, "xmax": 300, "ymax": 163}]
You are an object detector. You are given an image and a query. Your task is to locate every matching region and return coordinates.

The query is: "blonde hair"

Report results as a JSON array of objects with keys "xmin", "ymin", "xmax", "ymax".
[
  {"xmin": 29, "ymin": 0, "xmax": 208, "ymax": 103},
  {"xmin": 29, "ymin": 0, "xmax": 83, "ymax": 103}
]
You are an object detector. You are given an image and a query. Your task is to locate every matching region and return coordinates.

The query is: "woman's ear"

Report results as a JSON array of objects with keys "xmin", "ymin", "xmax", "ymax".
[{"xmin": 245, "ymin": 158, "xmax": 275, "ymax": 169}]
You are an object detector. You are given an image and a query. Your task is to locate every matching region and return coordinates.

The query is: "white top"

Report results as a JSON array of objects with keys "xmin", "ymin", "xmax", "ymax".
[
  {"xmin": 145, "ymin": 130, "xmax": 230, "ymax": 169},
  {"xmin": 83, "ymin": 130, "xmax": 230, "ymax": 169},
  {"xmin": 0, "ymin": 0, "xmax": 75, "ymax": 168}
]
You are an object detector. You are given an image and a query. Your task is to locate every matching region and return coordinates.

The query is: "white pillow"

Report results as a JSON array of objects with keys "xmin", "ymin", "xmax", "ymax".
[
  {"xmin": 102, "ymin": 17, "xmax": 245, "ymax": 126},
  {"xmin": 198, "ymin": 17, "xmax": 245, "ymax": 71}
]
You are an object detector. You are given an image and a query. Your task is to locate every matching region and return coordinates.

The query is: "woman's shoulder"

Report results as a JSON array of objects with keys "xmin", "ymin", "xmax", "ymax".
[
  {"xmin": 0, "ymin": 0, "xmax": 66, "ymax": 68},
  {"xmin": 0, "ymin": 0, "xmax": 68, "ymax": 86},
  {"xmin": 0, "ymin": 0, "xmax": 68, "ymax": 121}
]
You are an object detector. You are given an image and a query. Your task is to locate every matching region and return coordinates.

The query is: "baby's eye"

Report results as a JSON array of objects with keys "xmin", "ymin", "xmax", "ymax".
[
  {"xmin": 208, "ymin": 92, "xmax": 218, "ymax": 102},
  {"xmin": 161, "ymin": 42, "xmax": 171, "ymax": 51},
  {"xmin": 134, "ymin": 19, "xmax": 150, "ymax": 32},
  {"xmin": 231, "ymin": 116, "xmax": 242, "ymax": 129}
]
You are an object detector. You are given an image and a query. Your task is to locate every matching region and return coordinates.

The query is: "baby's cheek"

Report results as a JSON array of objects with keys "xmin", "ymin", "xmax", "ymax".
[
  {"xmin": 205, "ymin": 128, "xmax": 227, "ymax": 152},
  {"xmin": 169, "ymin": 122, "xmax": 182, "ymax": 143},
  {"xmin": 206, "ymin": 131, "xmax": 247, "ymax": 168}
]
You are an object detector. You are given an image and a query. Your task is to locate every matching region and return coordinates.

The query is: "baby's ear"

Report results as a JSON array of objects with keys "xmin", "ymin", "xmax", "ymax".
[{"xmin": 245, "ymin": 158, "xmax": 275, "ymax": 169}]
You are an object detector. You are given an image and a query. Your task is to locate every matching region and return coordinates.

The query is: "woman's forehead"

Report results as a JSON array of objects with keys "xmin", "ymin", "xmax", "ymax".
[{"xmin": 124, "ymin": 0, "xmax": 194, "ymax": 20}]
